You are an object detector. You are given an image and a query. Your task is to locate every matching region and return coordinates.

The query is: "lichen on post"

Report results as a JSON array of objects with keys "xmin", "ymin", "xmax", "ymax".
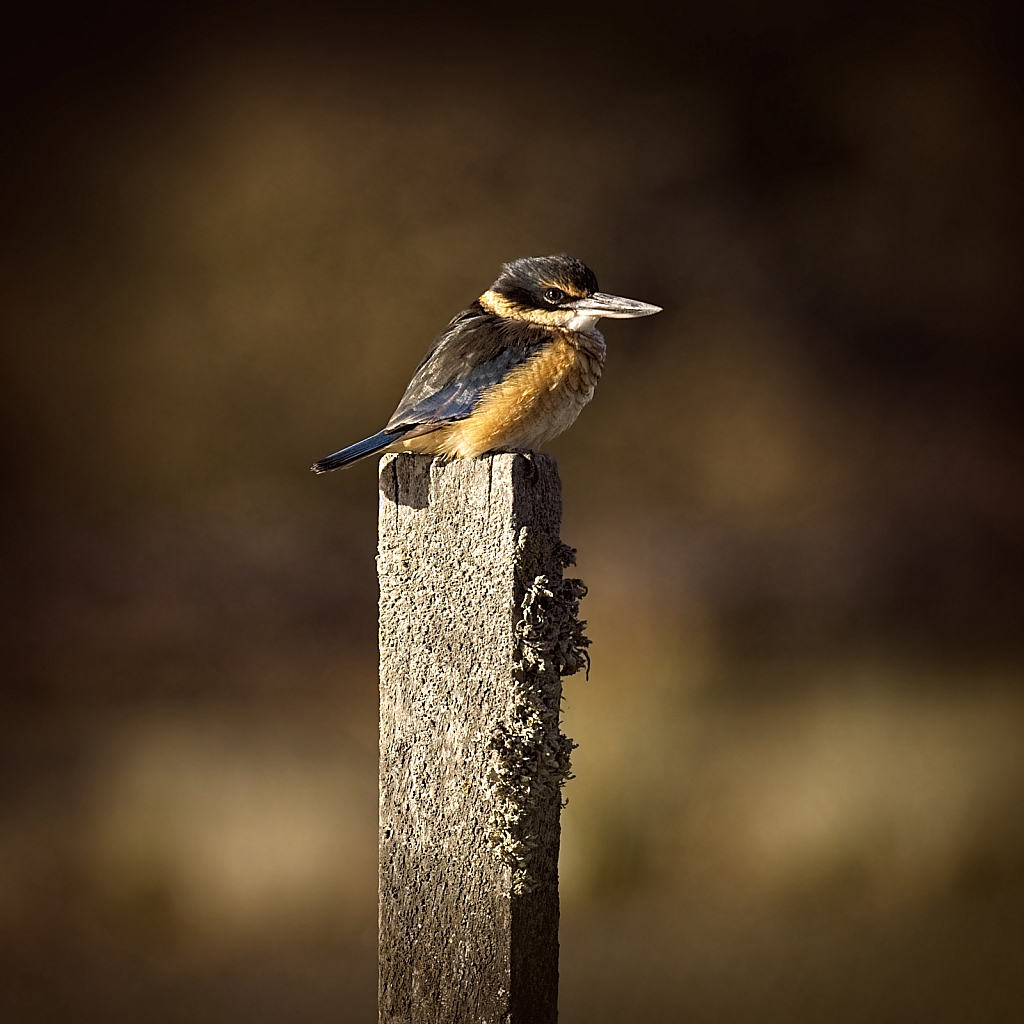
[{"xmin": 377, "ymin": 452, "xmax": 588, "ymax": 1024}]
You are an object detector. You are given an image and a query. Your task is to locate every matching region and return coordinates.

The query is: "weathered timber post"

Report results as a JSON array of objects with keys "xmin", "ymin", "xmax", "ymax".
[{"xmin": 377, "ymin": 452, "xmax": 588, "ymax": 1024}]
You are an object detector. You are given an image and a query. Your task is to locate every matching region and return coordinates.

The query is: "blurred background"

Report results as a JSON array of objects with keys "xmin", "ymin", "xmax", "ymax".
[{"xmin": 2, "ymin": 1, "xmax": 1023, "ymax": 1020}]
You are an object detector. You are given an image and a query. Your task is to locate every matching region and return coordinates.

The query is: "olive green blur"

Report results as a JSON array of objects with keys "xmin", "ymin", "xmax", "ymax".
[{"xmin": 1, "ymin": 3, "xmax": 1022, "ymax": 1022}]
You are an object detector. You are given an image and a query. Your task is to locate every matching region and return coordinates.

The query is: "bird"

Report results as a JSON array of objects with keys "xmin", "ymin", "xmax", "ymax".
[{"xmin": 310, "ymin": 254, "xmax": 661, "ymax": 473}]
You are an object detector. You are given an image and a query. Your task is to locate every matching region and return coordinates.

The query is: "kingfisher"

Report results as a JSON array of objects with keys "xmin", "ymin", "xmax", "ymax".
[{"xmin": 310, "ymin": 254, "xmax": 661, "ymax": 473}]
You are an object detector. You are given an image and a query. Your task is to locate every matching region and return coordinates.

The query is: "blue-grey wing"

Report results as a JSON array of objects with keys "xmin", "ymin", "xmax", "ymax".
[{"xmin": 386, "ymin": 307, "xmax": 549, "ymax": 431}]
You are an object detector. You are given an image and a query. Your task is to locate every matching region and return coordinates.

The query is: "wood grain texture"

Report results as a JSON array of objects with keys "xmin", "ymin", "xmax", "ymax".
[{"xmin": 378, "ymin": 453, "xmax": 584, "ymax": 1024}]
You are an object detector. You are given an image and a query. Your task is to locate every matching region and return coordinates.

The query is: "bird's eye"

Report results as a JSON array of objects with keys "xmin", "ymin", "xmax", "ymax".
[{"xmin": 544, "ymin": 288, "xmax": 565, "ymax": 304}]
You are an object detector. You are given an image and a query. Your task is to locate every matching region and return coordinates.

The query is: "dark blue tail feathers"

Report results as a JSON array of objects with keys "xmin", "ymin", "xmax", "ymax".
[{"xmin": 310, "ymin": 428, "xmax": 408, "ymax": 473}]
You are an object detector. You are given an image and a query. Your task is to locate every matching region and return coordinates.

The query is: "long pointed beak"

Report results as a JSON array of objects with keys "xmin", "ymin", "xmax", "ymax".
[{"xmin": 572, "ymin": 291, "xmax": 662, "ymax": 319}]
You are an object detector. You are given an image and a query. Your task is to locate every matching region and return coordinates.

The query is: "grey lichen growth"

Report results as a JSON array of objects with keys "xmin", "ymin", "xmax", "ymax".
[{"xmin": 484, "ymin": 533, "xmax": 590, "ymax": 893}]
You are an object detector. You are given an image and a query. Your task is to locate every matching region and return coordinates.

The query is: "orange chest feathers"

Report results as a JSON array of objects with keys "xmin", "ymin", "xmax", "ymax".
[{"xmin": 437, "ymin": 331, "xmax": 606, "ymax": 458}]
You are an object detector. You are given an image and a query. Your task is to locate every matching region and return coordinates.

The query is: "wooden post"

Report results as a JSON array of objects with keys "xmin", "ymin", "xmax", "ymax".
[{"xmin": 377, "ymin": 453, "xmax": 588, "ymax": 1024}]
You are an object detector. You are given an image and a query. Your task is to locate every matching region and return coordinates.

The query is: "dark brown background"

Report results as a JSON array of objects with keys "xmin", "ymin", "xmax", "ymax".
[{"xmin": 2, "ymin": 2, "xmax": 1023, "ymax": 1021}]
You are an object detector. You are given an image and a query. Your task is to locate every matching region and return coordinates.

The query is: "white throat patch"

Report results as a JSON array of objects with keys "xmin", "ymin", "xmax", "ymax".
[{"xmin": 566, "ymin": 313, "xmax": 603, "ymax": 332}]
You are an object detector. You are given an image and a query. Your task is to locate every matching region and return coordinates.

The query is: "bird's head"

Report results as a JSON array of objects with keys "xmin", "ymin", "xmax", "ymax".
[{"xmin": 479, "ymin": 254, "xmax": 661, "ymax": 329}]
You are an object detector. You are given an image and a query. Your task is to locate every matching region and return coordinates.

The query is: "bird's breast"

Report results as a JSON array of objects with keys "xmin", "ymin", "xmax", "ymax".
[{"xmin": 433, "ymin": 329, "xmax": 605, "ymax": 458}]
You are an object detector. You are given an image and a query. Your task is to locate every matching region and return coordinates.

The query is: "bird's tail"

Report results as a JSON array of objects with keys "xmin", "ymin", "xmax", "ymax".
[{"xmin": 310, "ymin": 428, "xmax": 408, "ymax": 474}]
